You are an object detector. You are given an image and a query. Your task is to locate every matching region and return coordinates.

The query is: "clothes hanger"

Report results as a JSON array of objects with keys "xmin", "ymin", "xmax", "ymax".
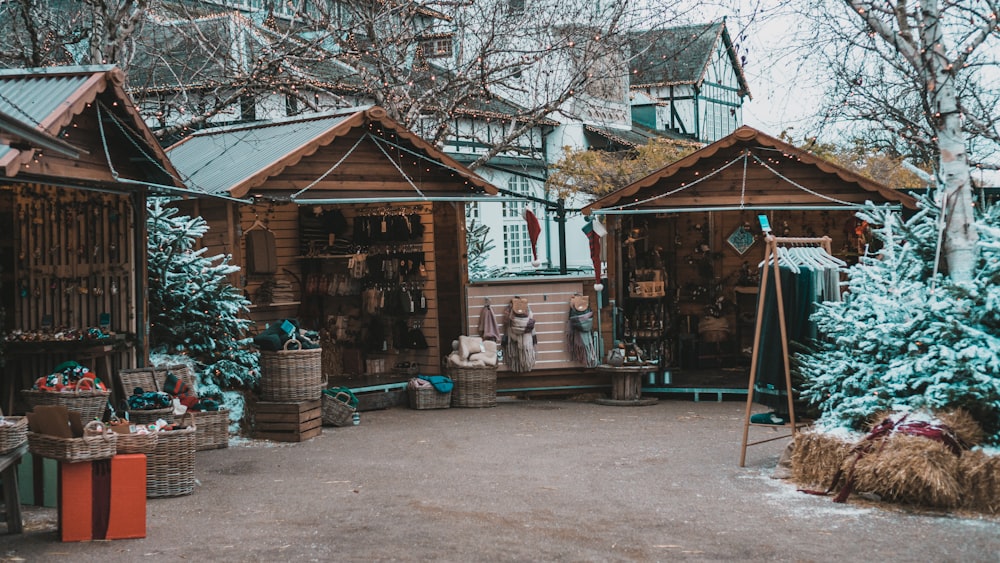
[
  {"xmin": 814, "ymin": 245, "xmax": 847, "ymax": 267},
  {"xmin": 244, "ymin": 216, "xmax": 270, "ymax": 233},
  {"xmin": 777, "ymin": 245, "xmax": 800, "ymax": 273},
  {"xmin": 790, "ymin": 246, "xmax": 822, "ymax": 270}
]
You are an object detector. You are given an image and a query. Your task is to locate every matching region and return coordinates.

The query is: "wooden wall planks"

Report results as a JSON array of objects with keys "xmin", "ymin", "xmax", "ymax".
[
  {"xmin": 11, "ymin": 185, "xmax": 136, "ymax": 336},
  {"xmin": 466, "ymin": 281, "xmax": 592, "ymax": 371}
]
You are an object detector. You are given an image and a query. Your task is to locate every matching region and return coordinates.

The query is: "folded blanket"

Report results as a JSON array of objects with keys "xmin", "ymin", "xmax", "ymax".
[
  {"xmin": 458, "ymin": 335, "xmax": 484, "ymax": 360},
  {"xmin": 418, "ymin": 375, "xmax": 454, "ymax": 393}
]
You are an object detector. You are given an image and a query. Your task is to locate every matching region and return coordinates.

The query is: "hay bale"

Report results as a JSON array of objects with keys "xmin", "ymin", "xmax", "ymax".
[
  {"xmin": 936, "ymin": 409, "xmax": 984, "ymax": 447},
  {"xmin": 791, "ymin": 430, "xmax": 853, "ymax": 489},
  {"xmin": 958, "ymin": 449, "xmax": 1000, "ymax": 515},
  {"xmin": 851, "ymin": 435, "xmax": 962, "ymax": 509}
]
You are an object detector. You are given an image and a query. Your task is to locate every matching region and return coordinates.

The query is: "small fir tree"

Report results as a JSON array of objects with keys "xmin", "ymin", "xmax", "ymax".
[
  {"xmin": 147, "ymin": 198, "xmax": 259, "ymax": 430},
  {"xmin": 796, "ymin": 195, "xmax": 1000, "ymax": 444},
  {"xmin": 466, "ymin": 219, "xmax": 495, "ymax": 280}
]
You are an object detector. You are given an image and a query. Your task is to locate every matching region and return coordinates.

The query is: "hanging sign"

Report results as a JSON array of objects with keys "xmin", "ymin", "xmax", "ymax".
[{"xmin": 727, "ymin": 226, "xmax": 756, "ymax": 256}]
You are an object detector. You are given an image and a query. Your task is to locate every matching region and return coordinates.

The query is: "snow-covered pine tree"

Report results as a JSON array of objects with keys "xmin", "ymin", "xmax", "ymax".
[
  {"xmin": 796, "ymin": 194, "xmax": 1000, "ymax": 445},
  {"xmin": 146, "ymin": 198, "xmax": 259, "ymax": 429}
]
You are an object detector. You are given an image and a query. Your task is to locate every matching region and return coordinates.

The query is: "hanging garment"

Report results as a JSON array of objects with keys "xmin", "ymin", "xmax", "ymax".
[
  {"xmin": 754, "ymin": 264, "xmax": 796, "ymax": 412},
  {"xmin": 503, "ymin": 300, "xmax": 537, "ymax": 372},
  {"xmin": 567, "ymin": 306, "xmax": 599, "ymax": 368},
  {"xmin": 245, "ymin": 229, "xmax": 277, "ymax": 274},
  {"xmin": 753, "ymin": 260, "xmax": 818, "ymax": 412},
  {"xmin": 479, "ymin": 303, "xmax": 500, "ymax": 342}
]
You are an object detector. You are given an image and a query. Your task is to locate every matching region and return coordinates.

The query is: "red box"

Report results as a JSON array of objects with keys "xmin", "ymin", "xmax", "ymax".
[{"xmin": 58, "ymin": 454, "xmax": 147, "ymax": 541}]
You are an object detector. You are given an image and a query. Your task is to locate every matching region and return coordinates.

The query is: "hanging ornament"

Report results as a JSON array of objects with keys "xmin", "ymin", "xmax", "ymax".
[
  {"xmin": 582, "ymin": 216, "xmax": 607, "ymax": 289},
  {"xmin": 523, "ymin": 208, "xmax": 541, "ymax": 267}
]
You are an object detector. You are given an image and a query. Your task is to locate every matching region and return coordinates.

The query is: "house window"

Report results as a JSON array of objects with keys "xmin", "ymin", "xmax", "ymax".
[
  {"xmin": 508, "ymin": 0, "xmax": 525, "ymax": 15},
  {"xmin": 418, "ymin": 36, "xmax": 453, "ymax": 59},
  {"xmin": 467, "ymin": 202, "xmax": 480, "ymax": 221},
  {"xmin": 503, "ymin": 223, "xmax": 532, "ymax": 266},
  {"xmin": 502, "ymin": 175, "xmax": 531, "ymax": 218},
  {"xmin": 285, "ymin": 94, "xmax": 299, "ymax": 116},
  {"xmin": 240, "ymin": 95, "xmax": 256, "ymax": 122}
]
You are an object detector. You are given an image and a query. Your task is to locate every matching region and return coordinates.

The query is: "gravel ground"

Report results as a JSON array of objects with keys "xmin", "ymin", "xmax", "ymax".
[{"xmin": 2, "ymin": 398, "xmax": 998, "ymax": 562}]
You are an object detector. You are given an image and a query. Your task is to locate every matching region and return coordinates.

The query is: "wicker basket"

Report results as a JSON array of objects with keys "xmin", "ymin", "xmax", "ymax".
[
  {"xmin": 321, "ymin": 391, "xmax": 356, "ymax": 427},
  {"xmin": 190, "ymin": 408, "xmax": 230, "ymax": 450},
  {"xmin": 115, "ymin": 430, "xmax": 159, "ymax": 455},
  {"xmin": 119, "ymin": 365, "xmax": 188, "ymax": 426},
  {"xmin": 408, "ymin": 386, "xmax": 451, "ymax": 410},
  {"xmin": 260, "ymin": 340, "xmax": 324, "ymax": 402},
  {"xmin": 146, "ymin": 414, "xmax": 197, "ymax": 498},
  {"xmin": 21, "ymin": 389, "xmax": 110, "ymax": 422},
  {"xmin": 0, "ymin": 416, "xmax": 28, "ymax": 453},
  {"xmin": 448, "ymin": 366, "xmax": 497, "ymax": 408},
  {"xmin": 126, "ymin": 407, "xmax": 175, "ymax": 427},
  {"xmin": 27, "ymin": 421, "xmax": 117, "ymax": 463}
]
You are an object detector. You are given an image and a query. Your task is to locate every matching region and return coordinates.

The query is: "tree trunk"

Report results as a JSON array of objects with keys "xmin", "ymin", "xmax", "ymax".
[{"xmin": 923, "ymin": 1, "xmax": 977, "ymax": 281}]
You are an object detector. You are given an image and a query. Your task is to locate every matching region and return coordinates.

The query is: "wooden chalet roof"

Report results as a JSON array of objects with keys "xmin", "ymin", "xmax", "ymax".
[
  {"xmin": 629, "ymin": 21, "xmax": 751, "ymax": 97},
  {"xmin": 582, "ymin": 126, "xmax": 919, "ymax": 215},
  {"xmin": 0, "ymin": 65, "xmax": 182, "ymax": 186},
  {"xmin": 165, "ymin": 105, "xmax": 499, "ymax": 201}
]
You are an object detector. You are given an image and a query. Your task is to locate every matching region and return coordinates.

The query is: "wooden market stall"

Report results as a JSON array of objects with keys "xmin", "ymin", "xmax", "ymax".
[
  {"xmin": 582, "ymin": 126, "xmax": 919, "ymax": 395},
  {"xmin": 0, "ymin": 65, "xmax": 185, "ymax": 413},
  {"xmin": 165, "ymin": 106, "xmax": 500, "ymax": 389}
]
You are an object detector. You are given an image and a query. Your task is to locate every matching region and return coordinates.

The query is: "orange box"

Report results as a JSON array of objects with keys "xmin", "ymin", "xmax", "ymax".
[{"xmin": 59, "ymin": 454, "xmax": 147, "ymax": 541}]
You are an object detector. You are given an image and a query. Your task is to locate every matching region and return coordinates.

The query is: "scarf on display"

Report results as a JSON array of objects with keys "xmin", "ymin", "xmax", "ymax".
[
  {"xmin": 567, "ymin": 307, "xmax": 599, "ymax": 368},
  {"xmin": 503, "ymin": 302, "xmax": 537, "ymax": 373},
  {"xmin": 479, "ymin": 303, "xmax": 501, "ymax": 342}
]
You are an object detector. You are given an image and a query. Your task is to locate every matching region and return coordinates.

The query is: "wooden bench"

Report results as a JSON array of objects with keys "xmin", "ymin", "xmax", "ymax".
[{"xmin": 0, "ymin": 442, "xmax": 28, "ymax": 534}]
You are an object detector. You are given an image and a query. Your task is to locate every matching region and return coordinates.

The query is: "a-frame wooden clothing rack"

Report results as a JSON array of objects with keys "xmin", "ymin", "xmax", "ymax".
[{"xmin": 739, "ymin": 235, "xmax": 833, "ymax": 467}]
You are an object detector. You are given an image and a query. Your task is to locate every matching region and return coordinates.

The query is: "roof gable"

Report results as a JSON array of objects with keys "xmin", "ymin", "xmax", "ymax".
[
  {"xmin": 166, "ymin": 105, "xmax": 498, "ymax": 200},
  {"xmin": 628, "ymin": 20, "xmax": 750, "ymax": 97},
  {"xmin": 0, "ymin": 65, "xmax": 182, "ymax": 184},
  {"xmin": 582, "ymin": 126, "xmax": 918, "ymax": 215}
]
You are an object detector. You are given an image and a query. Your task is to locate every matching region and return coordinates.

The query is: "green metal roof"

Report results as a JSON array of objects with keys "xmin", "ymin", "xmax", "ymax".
[
  {"xmin": 166, "ymin": 105, "xmax": 499, "ymax": 199},
  {"xmin": 0, "ymin": 65, "xmax": 116, "ymax": 165},
  {"xmin": 166, "ymin": 108, "xmax": 360, "ymax": 196}
]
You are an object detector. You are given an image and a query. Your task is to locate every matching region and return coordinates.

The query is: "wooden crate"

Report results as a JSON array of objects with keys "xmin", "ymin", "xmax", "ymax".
[{"xmin": 253, "ymin": 400, "xmax": 322, "ymax": 442}]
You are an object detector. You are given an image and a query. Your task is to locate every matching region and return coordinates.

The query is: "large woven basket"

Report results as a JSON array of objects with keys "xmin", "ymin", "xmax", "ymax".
[
  {"xmin": 21, "ymin": 389, "xmax": 110, "ymax": 422},
  {"xmin": 260, "ymin": 341, "xmax": 323, "ymax": 402},
  {"xmin": 447, "ymin": 366, "xmax": 497, "ymax": 408},
  {"xmin": 321, "ymin": 391, "xmax": 356, "ymax": 427},
  {"xmin": 190, "ymin": 408, "xmax": 229, "ymax": 450},
  {"xmin": 0, "ymin": 416, "xmax": 29, "ymax": 453},
  {"xmin": 408, "ymin": 386, "xmax": 451, "ymax": 410},
  {"xmin": 27, "ymin": 421, "xmax": 117, "ymax": 463},
  {"xmin": 126, "ymin": 407, "xmax": 174, "ymax": 427},
  {"xmin": 146, "ymin": 414, "xmax": 197, "ymax": 498},
  {"xmin": 119, "ymin": 365, "xmax": 191, "ymax": 426},
  {"xmin": 115, "ymin": 430, "xmax": 159, "ymax": 455}
]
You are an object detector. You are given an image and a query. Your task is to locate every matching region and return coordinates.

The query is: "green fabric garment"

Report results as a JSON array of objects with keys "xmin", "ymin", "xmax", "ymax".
[{"xmin": 323, "ymin": 386, "xmax": 359, "ymax": 408}]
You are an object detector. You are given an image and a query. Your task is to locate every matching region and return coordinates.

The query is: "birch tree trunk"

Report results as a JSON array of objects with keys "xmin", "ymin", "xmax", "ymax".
[{"xmin": 921, "ymin": 2, "xmax": 977, "ymax": 281}]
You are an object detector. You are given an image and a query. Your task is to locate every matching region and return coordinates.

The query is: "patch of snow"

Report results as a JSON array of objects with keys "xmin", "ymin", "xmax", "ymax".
[{"xmin": 975, "ymin": 445, "xmax": 1000, "ymax": 457}]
